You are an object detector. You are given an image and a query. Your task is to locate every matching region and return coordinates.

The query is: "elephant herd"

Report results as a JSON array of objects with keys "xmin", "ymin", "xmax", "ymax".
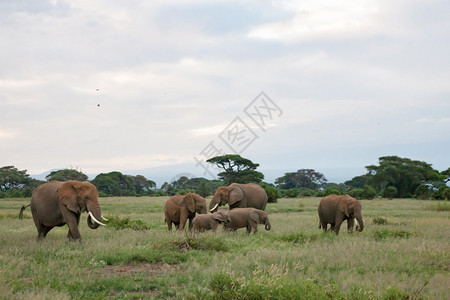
[{"xmin": 19, "ymin": 181, "xmax": 364, "ymax": 241}]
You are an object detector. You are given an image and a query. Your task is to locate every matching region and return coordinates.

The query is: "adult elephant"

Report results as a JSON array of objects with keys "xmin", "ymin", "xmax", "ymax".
[
  {"xmin": 164, "ymin": 193, "xmax": 207, "ymax": 231},
  {"xmin": 318, "ymin": 194, "xmax": 364, "ymax": 235},
  {"xmin": 209, "ymin": 183, "xmax": 268, "ymax": 213},
  {"xmin": 19, "ymin": 181, "xmax": 107, "ymax": 241}
]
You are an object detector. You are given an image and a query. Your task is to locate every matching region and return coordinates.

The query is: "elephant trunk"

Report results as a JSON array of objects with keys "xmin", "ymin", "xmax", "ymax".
[
  {"xmin": 209, "ymin": 198, "xmax": 220, "ymax": 212},
  {"xmin": 264, "ymin": 220, "xmax": 271, "ymax": 231},
  {"xmin": 87, "ymin": 202, "xmax": 105, "ymax": 229},
  {"xmin": 355, "ymin": 215, "xmax": 364, "ymax": 232}
]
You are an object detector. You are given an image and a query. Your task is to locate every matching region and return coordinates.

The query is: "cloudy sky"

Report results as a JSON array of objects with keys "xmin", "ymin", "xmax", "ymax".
[{"xmin": 1, "ymin": 0, "xmax": 449, "ymax": 184}]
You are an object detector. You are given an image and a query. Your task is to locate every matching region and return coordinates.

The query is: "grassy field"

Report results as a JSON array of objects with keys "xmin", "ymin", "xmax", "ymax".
[{"xmin": 0, "ymin": 196, "xmax": 448, "ymax": 299}]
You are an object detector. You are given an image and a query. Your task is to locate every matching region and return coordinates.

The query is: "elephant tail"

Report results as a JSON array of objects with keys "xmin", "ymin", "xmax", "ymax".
[
  {"xmin": 264, "ymin": 221, "xmax": 271, "ymax": 231},
  {"xmin": 19, "ymin": 204, "xmax": 30, "ymax": 220}
]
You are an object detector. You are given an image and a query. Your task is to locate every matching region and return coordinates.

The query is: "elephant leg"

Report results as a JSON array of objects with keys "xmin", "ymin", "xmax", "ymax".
[
  {"xmin": 178, "ymin": 211, "xmax": 189, "ymax": 230},
  {"xmin": 37, "ymin": 224, "xmax": 53, "ymax": 240},
  {"xmin": 347, "ymin": 218, "xmax": 355, "ymax": 234},
  {"xmin": 334, "ymin": 215, "xmax": 345, "ymax": 235},
  {"xmin": 320, "ymin": 221, "xmax": 328, "ymax": 233},
  {"xmin": 65, "ymin": 213, "xmax": 81, "ymax": 241},
  {"xmin": 248, "ymin": 219, "xmax": 258, "ymax": 234},
  {"xmin": 188, "ymin": 217, "xmax": 194, "ymax": 231}
]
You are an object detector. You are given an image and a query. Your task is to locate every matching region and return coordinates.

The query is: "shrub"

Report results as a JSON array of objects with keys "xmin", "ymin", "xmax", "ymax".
[
  {"xmin": 431, "ymin": 186, "xmax": 450, "ymax": 200},
  {"xmin": 348, "ymin": 188, "xmax": 365, "ymax": 199},
  {"xmin": 363, "ymin": 185, "xmax": 377, "ymax": 200},
  {"xmin": 382, "ymin": 186, "xmax": 397, "ymax": 199},
  {"xmin": 259, "ymin": 183, "xmax": 280, "ymax": 203},
  {"xmin": 324, "ymin": 188, "xmax": 341, "ymax": 196},
  {"xmin": 281, "ymin": 188, "xmax": 300, "ymax": 198},
  {"xmin": 373, "ymin": 217, "xmax": 388, "ymax": 225},
  {"xmin": 105, "ymin": 216, "xmax": 152, "ymax": 230},
  {"xmin": 415, "ymin": 184, "xmax": 431, "ymax": 200},
  {"xmin": 298, "ymin": 188, "xmax": 315, "ymax": 197},
  {"xmin": 372, "ymin": 229, "xmax": 412, "ymax": 240}
]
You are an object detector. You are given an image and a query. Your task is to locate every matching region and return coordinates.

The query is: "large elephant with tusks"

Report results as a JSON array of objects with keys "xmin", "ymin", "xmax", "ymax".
[
  {"xmin": 19, "ymin": 181, "xmax": 107, "ymax": 241},
  {"xmin": 209, "ymin": 183, "xmax": 268, "ymax": 212}
]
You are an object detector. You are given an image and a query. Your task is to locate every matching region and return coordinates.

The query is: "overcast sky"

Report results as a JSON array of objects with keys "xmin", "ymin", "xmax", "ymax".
[{"xmin": 1, "ymin": 0, "xmax": 449, "ymax": 184}]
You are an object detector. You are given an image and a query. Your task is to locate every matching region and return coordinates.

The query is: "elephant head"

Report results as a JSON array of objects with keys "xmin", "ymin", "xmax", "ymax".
[
  {"xmin": 211, "ymin": 211, "xmax": 231, "ymax": 224},
  {"xmin": 57, "ymin": 181, "xmax": 106, "ymax": 229},
  {"xmin": 209, "ymin": 185, "xmax": 245, "ymax": 212},
  {"xmin": 182, "ymin": 193, "xmax": 207, "ymax": 214},
  {"xmin": 249, "ymin": 209, "xmax": 271, "ymax": 231},
  {"xmin": 340, "ymin": 197, "xmax": 364, "ymax": 232}
]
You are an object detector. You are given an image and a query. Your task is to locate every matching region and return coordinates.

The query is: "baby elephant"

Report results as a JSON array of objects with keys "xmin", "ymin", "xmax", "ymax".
[
  {"xmin": 192, "ymin": 211, "xmax": 230, "ymax": 233},
  {"xmin": 225, "ymin": 208, "xmax": 271, "ymax": 234}
]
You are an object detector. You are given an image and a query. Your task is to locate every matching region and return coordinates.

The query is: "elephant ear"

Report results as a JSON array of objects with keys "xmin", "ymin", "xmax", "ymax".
[
  {"xmin": 228, "ymin": 185, "xmax": 244, "ymax": 206},
  {"xmin": 212, "ymin": 212, "xmax": 227, "ymax": 222},
  {"xmin": 182, "ymin": 193, "xmax": 196, "ymax": 213},
  {"xmin": 58, "ymin": 181, "xmax": 80, "ymax": 214},
  {"xmin": 248, "ymin": 209, "xmax": 260, "ymax": 224},
  {"xmin": 339, "ymin": 203, "xmax": 350, "ymax": 218}
]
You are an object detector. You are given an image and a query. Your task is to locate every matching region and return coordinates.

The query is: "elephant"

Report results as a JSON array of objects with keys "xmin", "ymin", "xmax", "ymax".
[
  {"xmin": 191, "ymin": 211, "xmax": 230, "ymax": 233},
  {"xmin": 164, "ymin": 193, "xmax": 207, "ymax": 231},
  {"xmin": 224, "ymin": 208, "xmax": 271, "ymax": 234},
  {"xmin": 209, "ymin": 183, "xmax": 268, "ymax": 213},
  {"xmin": 19, "ymin": 181, "xmax": 107, "ymax": 241},
  {"xmin": 318, "ymin": 194, "xmax": 364, "ymax": 235}
]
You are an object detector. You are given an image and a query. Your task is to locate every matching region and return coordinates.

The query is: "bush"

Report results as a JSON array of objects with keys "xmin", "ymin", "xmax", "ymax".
[
  {"xmin": 373, "ymin": 217, "xmax": 388, "ymax": 225},
  {"xmin": 415, "ymin": 184, "xmax": 431, "ymax": 200},
  {"xmin": 382, "ymin": 186, "xmax": 397, "ymax": 199},
  {"xmin": 298, "ymin": 188, "xmax": 315, "ymax": 197},
  {"xmin": 431, "ymin": 186, "xmax": 450, "ymax": 200},
  {"xmin": 280, "ymin": 188, "xmax": 300, "ymax": 198},
  {"xmin": 348, "ymin": 188, "xmax": 365, "ymax": 199},
  {"xmin": 259, "ymin": 183, "xmax": 280, "ymax": 203},
  {"xmin": 323, "ymin": 188, "xmax": 341, "ymax": 196},
  {"xmin": 363, "ymin": 185, "xmax": 377, "ymax": 200}
]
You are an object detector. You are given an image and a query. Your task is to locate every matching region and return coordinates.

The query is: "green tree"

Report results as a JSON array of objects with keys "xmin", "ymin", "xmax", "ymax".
[
  {"xmin": 0, "ymin": 166, "xmax": 31, "ymax": 190},
  {"xmin": 46, "ymin": 169, "xmax": 88, "ymax": 182},
  {"xmin": 345, "ymin": 175, "xmax": 369, "ymax": 189},
  {"xmin": 91, "ymin": 171, "xmax": 135, "ymax": 196},
  {"xmin": 128, "ymin": 175, "xmax": 156, "ymax": 195},
  {"xmin": 275, "ymin": 169, "xmax": 327, "ymax": 190},
  {"xmin": 206, "ymin": 154, "xmax": 264, "ymax": 185},
  {"xmin": 365, "ymin": 156, "xmax": 443, "ymax": 198}
]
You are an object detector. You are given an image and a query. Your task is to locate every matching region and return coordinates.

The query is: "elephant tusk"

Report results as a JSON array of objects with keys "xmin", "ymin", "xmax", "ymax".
[
  {"xmin": 89, "ymin": 211, "xmax": 106, "ymax": 226},
  {"xmin": 101, "ymin": 216, "xmax": 109, "ymax": 222},
  {"xmin": 210, "ymin": 203, "xmax": 219, "ymax": 212}
]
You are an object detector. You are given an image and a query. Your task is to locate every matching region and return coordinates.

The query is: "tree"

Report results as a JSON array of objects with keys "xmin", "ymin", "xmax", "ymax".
[
  {"xmin": 441, "ymin": 167, "xmax": 450, "ymax": 183},
  {"xmin": 46, "ymin": 169, "xmax": 88, "ymax": 182},
  {"xmin": 382, "ymin": 186, "xmax": 397, "ymax": 199},
  {"xmin": 0, "ymin": 166, "xmax": 31, "ymax": 190},
  {"xmin": 345, "ymin": 175, "xmax": 369, "ymax": 189},
  {"xmin": 415, "ymin": 184, "xmax": 431, "ymax": 200},
  {"xmin": 275, "ymin": 169, "xmax": 327, "ymax": 190},
  {"xmin": 128, "ymin": 175, "xmax": 156, "ymax": 195},
  {"xmin": 91, "ymin": 171, "xmax": 135, "ymax": 196},
  {"xmin": 365, "ymin": 156, "xmax": 443, "ymax": 198},
  {"xmin": 206, "ymin": 154, "xmax": 264, "ymax": 185}
]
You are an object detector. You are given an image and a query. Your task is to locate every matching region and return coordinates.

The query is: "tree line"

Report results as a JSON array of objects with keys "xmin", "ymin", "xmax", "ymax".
[{"xmin": 1, "ymin": 155, "xmax": 449, "ymax": 200}]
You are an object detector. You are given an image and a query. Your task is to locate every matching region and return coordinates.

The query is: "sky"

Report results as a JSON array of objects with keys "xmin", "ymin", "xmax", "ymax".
[{"xmin": 1, "ymin": 0, "xmax": 449, "ymax": 185}]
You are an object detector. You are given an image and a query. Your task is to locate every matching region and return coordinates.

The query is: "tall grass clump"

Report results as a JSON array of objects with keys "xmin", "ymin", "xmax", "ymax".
[
  {"xmin": 425, "ymin": 201, "xmax": 450, "ymax": 212},
  {"xmin": 105, "ymin": 215, "xmax": 152, "ymax": 230},
  {"xmin": 371, "ymin": 229, "xmax": 412, "ymax": 240}
]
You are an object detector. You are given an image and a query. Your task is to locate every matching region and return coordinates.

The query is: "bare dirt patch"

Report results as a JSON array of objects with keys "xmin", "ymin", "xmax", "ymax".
[{"xmin": 103, "ymin": 262, "xmax": 182, "ymax": 277}]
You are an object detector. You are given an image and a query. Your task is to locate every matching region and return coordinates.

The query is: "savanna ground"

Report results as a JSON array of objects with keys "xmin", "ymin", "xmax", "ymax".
[{"xmin": 0, "ymin": 196, "xmax": 449, "ymax": 299}]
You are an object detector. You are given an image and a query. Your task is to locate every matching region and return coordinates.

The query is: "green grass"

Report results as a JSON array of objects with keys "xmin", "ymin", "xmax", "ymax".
[{"xmin": 1, "ymin": 196, "xmax": 449, "ymax": 299}]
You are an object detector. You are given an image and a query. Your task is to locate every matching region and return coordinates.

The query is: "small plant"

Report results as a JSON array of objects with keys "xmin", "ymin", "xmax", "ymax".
[
  {"xmin": 105, "ymin": 215, "xmax": 152, "ymax": 230},
  {"xmin": 276, "ymin": 232, "xmax": 320, "ymax": 244},
  {"xmin": 373, "ymin": 217, "xmax": 388, "ymax": 225},
  {"xmin": 372, "ymin": 229, "xmax": 412, "ymax": 240}
]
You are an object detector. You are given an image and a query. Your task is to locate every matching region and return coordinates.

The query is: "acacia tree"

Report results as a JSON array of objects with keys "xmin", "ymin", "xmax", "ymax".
[
  {"xmin": 275, "ymin": 169, "xmax": 327, "ymax": 190},
  {"xmin": 206, "ymin": 154, "xmax": 264, "ymax": 185},
  {"xmin": 0, "ymin": 166, "xmax": 31, "ymax": 190},
  {"xmin": 46, "ymin": 169, "xmax": 88, "ymax": 182},
  {"xmin": 366, "ymin": 156, "xmax": 444, "ymax": 198}
]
